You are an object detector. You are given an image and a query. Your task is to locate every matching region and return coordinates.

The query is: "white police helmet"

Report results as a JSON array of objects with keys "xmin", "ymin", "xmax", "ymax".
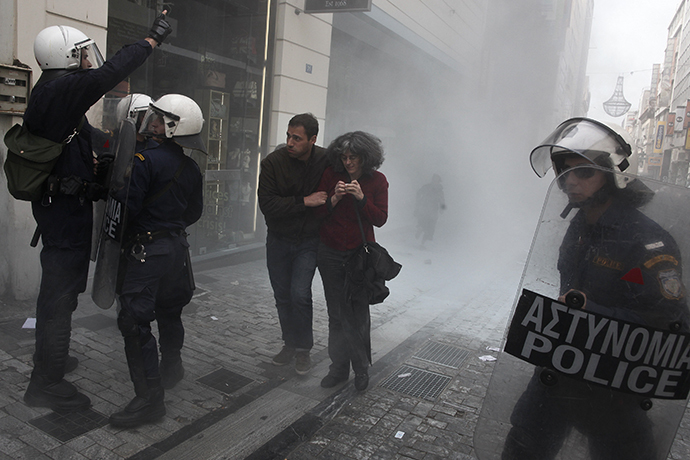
[
  {"xmin": 116, "ymin": 94, "xmax": 153, "ymax": 124},
  {"xmin": 530, "ymin": 117, "xmax": 635, "ymax": 189},
  {"xmin": 140, "ymin": 94, "xmax": 206, "ymax": 153},
  {"xmin": 33, "ymin": 25, "xmax": 104, "ymax": 71}
]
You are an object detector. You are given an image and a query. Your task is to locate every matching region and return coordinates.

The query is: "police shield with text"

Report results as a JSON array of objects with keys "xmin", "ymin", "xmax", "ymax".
[
  {"xmin": 91, "ymin": 116, "xmax": 138, "ymax": 309},
  {"xmin": 109, "ymin": 94, "xmax": 204, "ymax": 428},
  {"xmin": 474, "ymin": 118, "xmax": 690, "ymax": 460},
  {"xmin": 92, "ymin": 93, "xmax": 155, "ymax": 309}
]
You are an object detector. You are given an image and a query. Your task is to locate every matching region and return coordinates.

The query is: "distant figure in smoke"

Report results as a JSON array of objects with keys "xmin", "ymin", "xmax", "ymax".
[{"xmin": 414, "ymin": 174, "xmax": 445, "ymax": 248}]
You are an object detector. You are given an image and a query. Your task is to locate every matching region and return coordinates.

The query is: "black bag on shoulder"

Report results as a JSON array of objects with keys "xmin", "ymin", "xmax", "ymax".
[
  {"xmin": 346, "ymin": 240, "xmax": 402, "ymax": 304},
  {"xmin": 346, "ymin": 203, "xmax": 402, "ymax": 305},
  {"xmin": 3, "ymin": 119, "xmax": 83, "ymax": 201}
]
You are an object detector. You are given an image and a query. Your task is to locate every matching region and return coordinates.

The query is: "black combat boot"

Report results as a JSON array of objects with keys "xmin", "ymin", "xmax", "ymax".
[
  {"xmin": 109, "ymin": 377, "xmax": 166, "ymax": 428},
  {"xmin": 24, "ymin": 373, "xmax": 91, "ymax": 412},
  {"xmin": 160, "ymin": 358, "xmax": 185, "ymax": 389},
  {"xmin": 26, "ymin": 297, "xmax": 90, "ymax": 413}
]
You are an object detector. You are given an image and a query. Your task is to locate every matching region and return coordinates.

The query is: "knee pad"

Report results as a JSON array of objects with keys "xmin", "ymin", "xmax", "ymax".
[{"xmin": 117, "ymin": 308, "xmax": 140, "ymax": 338}]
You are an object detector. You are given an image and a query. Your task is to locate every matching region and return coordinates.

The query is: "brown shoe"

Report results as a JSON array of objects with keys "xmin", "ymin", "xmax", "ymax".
[
  {"xmin": 272, "ymin": 346, "xmax": 296, "ymax": 366},
  {"xmin": 294, "ymin": 351, "xmax": 311, "ymax": 375}
]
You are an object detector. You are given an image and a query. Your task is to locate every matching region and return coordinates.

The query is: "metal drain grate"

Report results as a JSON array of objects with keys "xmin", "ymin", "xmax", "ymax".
[
  {"xmin": 414, "ymin": 341, "xmax": 470, "ymax": 369},
  {"xmin": 197, "ymin": 368, "xmax": 253, "ymax": 395},
  {"xmin": 379, "ymin": 365, "xmax": 451, "ymax": 400},
  {"xmin": 29, "ymin": 408, "xmax": 108, "ymax": 442}
]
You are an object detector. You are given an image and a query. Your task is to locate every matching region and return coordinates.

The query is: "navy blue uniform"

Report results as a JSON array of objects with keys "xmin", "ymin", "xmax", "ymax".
[
  {"xmin": 559, "ymin": 201, "xmax": 689, "ymax": 331},
  {"xmin": 503, "ymin": 199, "xmax": 690, "ymax": 460},
  {"xmin": 24, "ymin": 40, "xmax": 153, "ymax": 387},
  {"xmin": 118, "ymin": 139, "xmax": 203, "ymax": 379}
]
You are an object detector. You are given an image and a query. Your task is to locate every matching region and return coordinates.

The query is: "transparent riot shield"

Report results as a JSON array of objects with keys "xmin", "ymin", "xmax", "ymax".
[
  {"xmin": 475, "ymin": 166, "xmax": 690, "ymax": 460},
  {"xmin": 91, "ymin": 118, "xmax": 137, "ymax": 309},
  {"xmin": 89, "ymin": 95, "xmax": 119, "ymax": 260}
]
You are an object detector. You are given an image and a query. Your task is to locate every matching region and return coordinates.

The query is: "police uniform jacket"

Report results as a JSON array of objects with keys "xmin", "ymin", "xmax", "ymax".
[
  {"xmin": 25, "ymin": 40, "xmax": 153, "ymax": 249},
  {"xmin": 258, "ymin": 145, "xmax": 327, "ymax": 242},
  {"xmin": 126, "ymin": 140, "xmax": 203, "ymax": 238},
  {"xmin": 558, "ymin": 199, "xmax": 690, "ymax": 331}
]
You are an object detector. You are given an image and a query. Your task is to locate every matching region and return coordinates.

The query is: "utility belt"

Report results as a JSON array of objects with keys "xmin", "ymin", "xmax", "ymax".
[
  {"xmin": 125, "ymin": 229, "xmax": 186, "ymax": 263},
  {"xmin": 43, "ymin": 174, "xmax": 106, "ymax": 205}
]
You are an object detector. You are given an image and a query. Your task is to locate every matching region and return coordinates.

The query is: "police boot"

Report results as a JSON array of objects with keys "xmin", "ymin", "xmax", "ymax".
[
  {"xmin": 25, "ymin": 295, "xmax": 90, "ymax": 412},
  {"xmin": 160, "ymin": 357, "xmax": 184, "ymax": 390},
  {"xmin": 24, "ymin": 373, "xmax": 91, "ymax": 413},
  {"xmin": 109, "ymin": 377, "xmax": 166, "ymax": 428}
]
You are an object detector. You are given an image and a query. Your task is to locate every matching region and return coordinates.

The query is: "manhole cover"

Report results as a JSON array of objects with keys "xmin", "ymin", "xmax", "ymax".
[
  {"xmin": 379, "ymin": 365, "xmax": 451, "ymax": 400},
  {"xmin": 414, "ymin": 341, "xmax": 470, "ymax": 369},
  {"xmin": 197, "ymin": 368, "xmax": 253, "ymax": 395},
  {"xmin": 29, "ymin": 408, "xmax": 108, "ymax": 442}
]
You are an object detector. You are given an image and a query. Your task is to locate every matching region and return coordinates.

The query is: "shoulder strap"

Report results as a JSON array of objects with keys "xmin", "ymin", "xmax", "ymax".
[{"xmin": 353, "ymin": 199, "xmax": 368, "ymax": 247}]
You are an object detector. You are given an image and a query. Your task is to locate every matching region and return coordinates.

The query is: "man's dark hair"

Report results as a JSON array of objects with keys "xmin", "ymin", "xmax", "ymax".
[
  {"xmin": 288, "ymin": 113, "xmax": 319, "ymax": 140},
  {"xmin": 326, "ymin": 131, "xmax": 385, "ymax": 175}
]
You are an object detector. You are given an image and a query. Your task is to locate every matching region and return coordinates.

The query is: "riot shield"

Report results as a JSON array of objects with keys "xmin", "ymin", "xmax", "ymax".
[
  {"xmin": 475, "ymin": 166, "xmax": 690, "ymax": 460},
  {"xmin": 91, "ymin": 118, "xmax": 137, "ymax": 309}
]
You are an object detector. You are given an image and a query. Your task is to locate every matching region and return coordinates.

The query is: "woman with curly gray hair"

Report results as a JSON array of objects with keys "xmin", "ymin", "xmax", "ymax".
[{"xmin": 315, "ymin": 131, "xmax": 389, "ymax": 391}]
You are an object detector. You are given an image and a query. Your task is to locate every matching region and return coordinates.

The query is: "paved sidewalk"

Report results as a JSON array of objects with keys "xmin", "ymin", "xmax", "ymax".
[{"xmin": 2, "ymin": 231, "xmax": 690, "ymax": 460}]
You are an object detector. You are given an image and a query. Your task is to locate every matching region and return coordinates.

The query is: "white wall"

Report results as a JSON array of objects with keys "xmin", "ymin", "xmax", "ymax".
[{"xmin": 269, "ymin": 1, "xmax": 333, "ymax": 150}]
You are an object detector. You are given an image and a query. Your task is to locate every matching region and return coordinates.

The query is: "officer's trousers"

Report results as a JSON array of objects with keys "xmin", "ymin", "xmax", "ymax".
[
  {"xmin": 118, "ymin": 236, "xmax": 193, "ymax": 379},
  {"xmin": 33, "ymin": 245, "xmax": 90, "ymax": 383}
]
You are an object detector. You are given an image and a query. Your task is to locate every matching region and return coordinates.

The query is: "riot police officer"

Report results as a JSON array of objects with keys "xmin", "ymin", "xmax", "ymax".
[
  {"xmin": 109, "ymin": 94, "xmax": 204, "ymax": 428},
  {"xmin": 22, "ymin": 13, "xmax": 172, "ymax": 413},
  {"xmin": 502, "ymin": 118, "xmax": 690, "ymax": 460}
]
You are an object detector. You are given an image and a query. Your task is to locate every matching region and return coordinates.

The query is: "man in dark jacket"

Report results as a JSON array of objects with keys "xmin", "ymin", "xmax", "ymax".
[
  {"xmin": 258, "ymin": 113, "xmax": 327, "ymax": 375},
  {"xmin": 21, "ymin": 13, "xmax": 171, "ymax": 413}
]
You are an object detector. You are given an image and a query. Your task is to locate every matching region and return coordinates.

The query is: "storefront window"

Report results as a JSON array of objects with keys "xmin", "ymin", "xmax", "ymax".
[{"xmin": 106, "ymin": 0, "xmax": 272, "ymax": 256}]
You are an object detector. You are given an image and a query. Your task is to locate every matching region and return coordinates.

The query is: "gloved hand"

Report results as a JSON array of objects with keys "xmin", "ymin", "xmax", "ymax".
[
  {"xmin": 94, "ymin": 154, "xmax": 114, "ymax": 184},
  {"xmin": 148, "ymin": 12, "xmax": 172, "ymax": 46},
  {"xmin": 85, "ymin": 182, "xmax": 108, "ymax": 202}
]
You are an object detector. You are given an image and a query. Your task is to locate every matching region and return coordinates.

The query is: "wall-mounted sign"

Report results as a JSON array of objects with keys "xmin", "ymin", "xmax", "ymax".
[{"xmin": 304, "ymin": 0, "xmax": 372, "ymax": 13}]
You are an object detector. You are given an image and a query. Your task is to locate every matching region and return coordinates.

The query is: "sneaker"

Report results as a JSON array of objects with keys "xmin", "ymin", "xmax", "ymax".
[
  {"xmin": 272, "ymin": 346, "xmax": 296, "ymax": 366},
  {"xmin": 354, "ymin": 372, "xmax": 369, "ymax": 391},
  {"xmin": 320, "ymin": 373, "xmax": 348, "ymax": 388},
  {"xmin": 294, "ymin": 351, "xmax": 311, "ymax": 375}
]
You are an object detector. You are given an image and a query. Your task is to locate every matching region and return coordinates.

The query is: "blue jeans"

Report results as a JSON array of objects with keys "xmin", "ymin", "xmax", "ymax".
[{"xmin": 266, "ymin": 233, "xmax": 318, "ymax": 350}]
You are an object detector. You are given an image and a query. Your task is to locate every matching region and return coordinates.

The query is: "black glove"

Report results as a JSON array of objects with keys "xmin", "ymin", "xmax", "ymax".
[
  {"xmin": 148, "ymin": 12, "xmax": 172, "ymax": 46},
  {"xmin": 85, "ymin": 182, "xmax": 108, "ymax": 202},
  {"xmin": 95, "ymin": 154, "xmax": 114, "ymax": 184}
]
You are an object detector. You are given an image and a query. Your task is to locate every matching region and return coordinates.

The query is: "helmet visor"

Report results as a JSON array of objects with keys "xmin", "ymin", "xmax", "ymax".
[
  {"xmin": 530, "ymin": 118, "xmax": 631, "ymax": 177},
  {"xmin": 139, "ymin": 106, "xmax": 174, "ymax": 139},
  {"xmin": 75, "ymin": 39, "xmax": 104, "ymax": 70}
]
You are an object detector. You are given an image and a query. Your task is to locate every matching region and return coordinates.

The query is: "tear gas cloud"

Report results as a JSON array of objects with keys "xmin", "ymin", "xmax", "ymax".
[
  {"xmin": 317, "ymin": 1, "xmax": 681, "ymax": 317},
  {"xmin": 321, "ymin": 3, "xmax": 556, "ymax": 302}
]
